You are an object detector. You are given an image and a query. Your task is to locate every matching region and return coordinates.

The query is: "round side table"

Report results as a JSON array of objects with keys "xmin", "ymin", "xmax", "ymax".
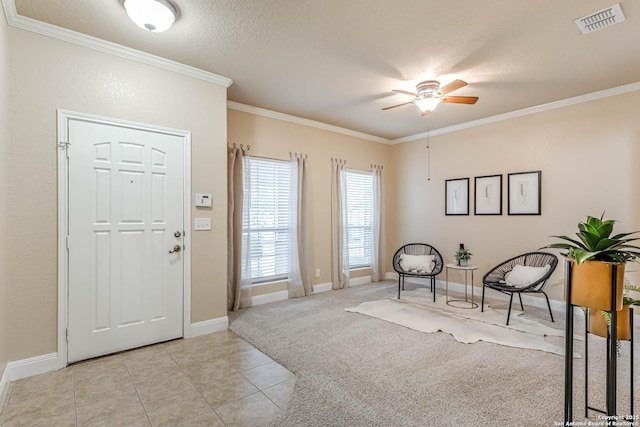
[{"xmin": 445, "ymin": 263, "xmax": 479, "ymax": 309}]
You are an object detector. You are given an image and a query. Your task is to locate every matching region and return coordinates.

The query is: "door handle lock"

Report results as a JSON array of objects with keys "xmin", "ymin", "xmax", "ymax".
[
  {"xmin": 169, "ymin": 245, "xmax": 182, "ymax": 254},
  {"xmin": 174, "ymin": 231, "xmax": 182, "ymax": 238}
]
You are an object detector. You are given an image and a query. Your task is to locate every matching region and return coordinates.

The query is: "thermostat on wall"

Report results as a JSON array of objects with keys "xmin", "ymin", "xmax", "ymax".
[{"xmin": 195, "ymin": 194, "xmax": 212, "ymax": 207}]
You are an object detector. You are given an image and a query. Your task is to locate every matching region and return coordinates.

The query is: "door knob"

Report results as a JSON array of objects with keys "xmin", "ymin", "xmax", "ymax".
[{"xmin": 169, "ymin": 245, "xmax": 182, "ymax": 253}]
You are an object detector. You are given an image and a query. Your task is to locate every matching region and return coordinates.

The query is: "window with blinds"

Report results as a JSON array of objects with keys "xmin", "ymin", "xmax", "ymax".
[
  {"xmin": 345, "ymin": 170, "xmax": 373, "ymax": 269},
  {"xmin": 242, "ymin": 157, "xmax": 290, "ymax": 283}
]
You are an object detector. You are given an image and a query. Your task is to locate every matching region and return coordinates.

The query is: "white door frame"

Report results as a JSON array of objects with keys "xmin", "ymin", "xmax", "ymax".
[{"xmin": 57, "ymin": 110, "xmax": 192, "ymax": 368}]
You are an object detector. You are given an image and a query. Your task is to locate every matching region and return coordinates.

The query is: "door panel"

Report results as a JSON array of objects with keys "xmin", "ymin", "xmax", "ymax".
[{"xmin": 67, "ymin": 119, "xmax": 184, "ymax": 363}]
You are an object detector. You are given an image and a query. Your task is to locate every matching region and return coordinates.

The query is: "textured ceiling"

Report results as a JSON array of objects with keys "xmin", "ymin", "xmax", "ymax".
[{"xmin": 12, "ymin": 0, "xmax": 640, "ymax": 140}]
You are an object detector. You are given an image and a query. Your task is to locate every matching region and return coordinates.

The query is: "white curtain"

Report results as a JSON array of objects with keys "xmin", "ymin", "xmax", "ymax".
[
  {"xmin": 240, "ymin": 155, "xmax": 254, "ymax": 293},
  {"xmin": 371, "ymin": 165, "xmax": 386, "ymax": 282},
  {"xmin": 227, "ymin": 146, "xmax": 252, "ymax": 311},
  {"xmin": 331, "ymin": 158, "xmax": 349, "ymax": 289},
  {"xmin": 288, "ymin": 154, "xmax": 312, "ymax": 298}
]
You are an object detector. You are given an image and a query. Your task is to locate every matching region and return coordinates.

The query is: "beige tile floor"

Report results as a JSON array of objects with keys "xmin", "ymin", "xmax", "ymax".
[{"xmin": 0, "ymin": 331, "xmax": 296, "ymax": 427}]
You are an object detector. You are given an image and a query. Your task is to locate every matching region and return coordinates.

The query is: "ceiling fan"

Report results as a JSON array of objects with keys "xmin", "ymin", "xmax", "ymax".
[{"xmin": 382, "ymin": 79, "xmax": 478, "ymax": 116}]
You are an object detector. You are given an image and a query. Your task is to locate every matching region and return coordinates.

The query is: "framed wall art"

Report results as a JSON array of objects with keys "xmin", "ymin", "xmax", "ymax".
[
  {"xmin": 474, "ymin": 174, "xmax": 502, "ymax": 215},
  {"xmin": 445, "ymin": 178, "xmax": 469, "ymax": 216},
  {"xmin": 508, "ymin": 171, "xmax": 541, "ymax": 215}
]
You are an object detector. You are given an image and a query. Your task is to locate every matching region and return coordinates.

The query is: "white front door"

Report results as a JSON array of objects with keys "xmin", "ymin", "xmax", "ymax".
[{"xmin": 66, "ymin": 118, "xmax": 185, "ymax": 363}]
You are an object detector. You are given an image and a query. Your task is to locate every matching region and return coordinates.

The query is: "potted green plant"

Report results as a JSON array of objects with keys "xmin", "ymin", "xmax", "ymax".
[
  {"xmin": 454, "ymin": 244, "xmax": 472, "ymax": 267},
  {"xmin": 588, "ymin": 282, "xmax": 640, "ymax": 341},
  {"xmin": 543, "ymin": 214, "xmax": 640, "ymax": 311}
]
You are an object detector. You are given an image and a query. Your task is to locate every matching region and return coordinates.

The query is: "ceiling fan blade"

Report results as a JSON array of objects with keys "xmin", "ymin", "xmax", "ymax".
[
  {"xmin": 382, "ymin": 101, "xmax": 414, "ymax": 110},
  {"xmin": 441, "ymin": 96, "xmax": 479, "ymax": 105},
  {"xmin": 392, "ymin": 89, "xmax": 418, "ymax": 97},
  {"xmin": 439, "ymin": 79, "xmax": 467, "ymax": 95}
]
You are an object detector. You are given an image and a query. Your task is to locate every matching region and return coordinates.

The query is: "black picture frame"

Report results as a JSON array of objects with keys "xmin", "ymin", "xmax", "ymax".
[
  {"xmin": 508, "ymin": 171, "xmax": 541, "ymax": 215},
  {"xmin": 445, "ymin": 178, "xmax": 469, "ymax": 216},
  {"xmin": 474, "ymin": 174, "xmax": 502, "ymax": 215}
]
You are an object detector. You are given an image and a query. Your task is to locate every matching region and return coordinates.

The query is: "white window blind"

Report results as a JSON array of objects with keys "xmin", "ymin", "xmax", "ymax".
[
  {"xmin": 243, "ymin": 157, "xmax": 290, "ymax": 283},
  {"xmin": 345, "ymin": 170, "xmax": 373, "ymax": 268}
]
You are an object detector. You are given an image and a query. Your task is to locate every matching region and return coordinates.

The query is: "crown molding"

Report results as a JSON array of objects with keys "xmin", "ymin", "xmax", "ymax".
[
  {"xmin": 230, "ymin": 79, "xmax": 640, "ymax": 145},
  {"xmin": 1, "ymin": 0, "xmax": 233, "ymax": 88},
  {"xmin": 4, "ymin": 0, "xmax": 638, "ymax": 143},
  {"xmin": 227, "ymin": 101, "xmax": 391, "ymax": 144},
  {"xmin": 391, "ymin": 81, "xmax": 640, "ymax": 144}
]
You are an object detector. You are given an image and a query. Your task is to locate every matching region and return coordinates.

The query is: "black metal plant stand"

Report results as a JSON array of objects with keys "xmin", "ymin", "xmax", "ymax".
[
  {"xmin": 564, "ymin": 260, "xmax": 626, "ymax": 423},
  {"xmin": 584, "ymin": 307, "xmax": 634, "ymax": 418}
]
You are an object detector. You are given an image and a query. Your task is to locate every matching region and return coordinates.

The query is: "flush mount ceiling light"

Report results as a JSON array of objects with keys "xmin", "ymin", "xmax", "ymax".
[{"xmin": 124, "ymin": 0, "xmax": 177, "ymax": 33}]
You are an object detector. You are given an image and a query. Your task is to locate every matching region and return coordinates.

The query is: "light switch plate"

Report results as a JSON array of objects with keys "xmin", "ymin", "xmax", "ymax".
[{"xmin": 194, "ymin": 218, "xmax": 211, "ymax": 231}]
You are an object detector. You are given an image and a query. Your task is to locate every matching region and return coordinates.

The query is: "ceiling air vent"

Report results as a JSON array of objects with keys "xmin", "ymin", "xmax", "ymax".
[{"xmin": 575, "ymin": 3, "xmax": 626, "ymax": 34}]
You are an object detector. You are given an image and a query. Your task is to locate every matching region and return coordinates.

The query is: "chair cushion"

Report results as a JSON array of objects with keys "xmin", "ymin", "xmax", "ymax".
[
  {"xmin": 399, "ymin": 254, "xmax": 435, "ymax": 273},
  {"xmin": 506, "ymin": 264, "xmax": 551, "ymax": 287}
]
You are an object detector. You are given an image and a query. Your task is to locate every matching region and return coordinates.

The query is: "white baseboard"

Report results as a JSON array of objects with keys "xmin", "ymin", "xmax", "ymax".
[
  {"xmin": 5, "ymin": 353, "xmax": 58, "ymax": 382},
  {"xmin": 244, "ymin": 274, "xmax": 565, "ymax": 315},
  {"xmin": 401, "ymin": 276, "xmax": 565, "ymax": 313},
  {"xmin": 312, "ymin": 282, "xmax": 332, "ymax": 294},
  {"xmin": 0, "ymin": 363, "xmax": 9, "ymax": 415},
  {"xmin": 0, "ymin": 317, "xmax": 231, "ymax": 394},
  {"xmin": 313, "ymin": 273, "xmax": 565, "ymax": 314},
  {"xmin": 251, "ymin": 290, "xmax": 289, "ymax": 307},
  {"xmin": 349, "ymin": 275, "xmax": 372, "ymax": 286},
  {"xmin": 249, "ymin": 279, "xmax": 375, "ymax": 305},
  {"xmin": 190, "ymin": 316, "xmax": 229, "ymax": 338},
  {"xmin": 313, "ymin": 276, "xmax": 383, "ymax": 293},
  {"xmin": 314, "ymin": 273, "xmax": 397, "ymax": 294}
]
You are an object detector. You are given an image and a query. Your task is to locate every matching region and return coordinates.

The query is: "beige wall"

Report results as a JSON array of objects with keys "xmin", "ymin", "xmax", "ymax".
[
  {"xmin": 0, "ymin": 6, "xmax": 9, "ymax": 377},
  {"xmin": 5, "ymin": 13, "xmax": 640, "ymax": 367},
  {"xmin": 389, "ymin": 90, "xmax": 640, "ymax": 300},
  {"xmin": 227, "ymin": 109, "xmax": 392, "ymax": 287},
  {"xmin": 7, "ymin": 27, "xmax": 228, "ymax": 361}
]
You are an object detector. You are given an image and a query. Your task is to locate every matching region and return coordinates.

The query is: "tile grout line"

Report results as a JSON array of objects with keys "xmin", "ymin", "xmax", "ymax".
[
  {"xmin": 236, "ymin": 361, "xmax": 293, "ymax": 415},
  {"xmin": 215, "ymin": 332, "xmax": 295, "ymax": 414},
  {"xmin": 167, "ymin": 338, "xmax": 230, "ymax": 427},
  {"xmin": 225, "ymin": 335, "xmax": 297, "ymax": 413},
  {"xmin": 70, "ymin": 367, "xmax": 78, "ymax": 427},
  {"xmin": 261, "ymin": 377, "xmax": 297, "ymax": 409},
  {"xmin": 3, "ymin": 332, "xmax": 294, "ymax": 426},
  {"xmin": 0, "ymin": 381, "xmax": 13, "ymax": 426},
  {"xmin": 196, "ymin": 332, "xmax": 289, "ymax": 423},
  {"xmin": 121, "ymin": 354, "xmax": 153, "ymax": 427},
  {"xmin": 258, "ymin": 388, "xmax": 286, "ymax": 412}
]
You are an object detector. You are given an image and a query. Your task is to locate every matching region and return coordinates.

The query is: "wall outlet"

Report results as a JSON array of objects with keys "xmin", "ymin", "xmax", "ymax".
[
  {"xmin": 194, "ymin": 218, "xmax": 211, "ymax": 231},
  {"xmin": 315, "ymin": 268, "xmax": 320, "ymax": 278}
]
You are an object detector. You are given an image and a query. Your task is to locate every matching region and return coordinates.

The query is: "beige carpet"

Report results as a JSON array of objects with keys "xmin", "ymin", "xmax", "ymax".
[
  {"xmin": 345, "ymin": 288, "xmax": 580, "ymax": 357},
  {"xmin": 229, "ymin": 282, "xmax": 638, "ymax": 427}
]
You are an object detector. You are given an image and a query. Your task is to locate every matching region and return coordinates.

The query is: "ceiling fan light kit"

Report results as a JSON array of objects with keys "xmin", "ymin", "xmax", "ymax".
[
  {"xmin": 124, "ymin": 0, "xmax": 177, "ymax": 32},
  {"xmin": 414, "ymin": 97, "xmax": 441, "ymax": 114},
  {"xmin": 413, "ymin": 80, "xmax": 442, "ymax": 114},
  {"xmin": 383, "ymin": 79, "xmax": 478, "ymax": 116}
]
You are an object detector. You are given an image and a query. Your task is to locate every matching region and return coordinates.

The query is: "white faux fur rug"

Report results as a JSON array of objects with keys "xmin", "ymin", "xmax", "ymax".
[{"xmin": 346, "ymin": 288, "xmax": 579, "ymax": 357}]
